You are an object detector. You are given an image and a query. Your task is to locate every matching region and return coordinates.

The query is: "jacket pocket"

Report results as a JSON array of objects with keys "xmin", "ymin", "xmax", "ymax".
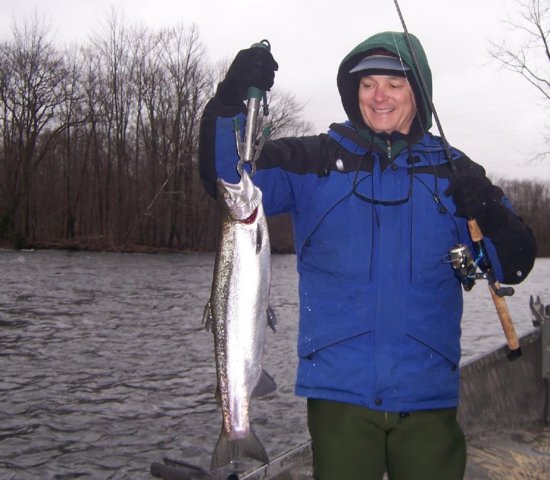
[{"xmin": 404, "ymin": 321, "xmax": 461, "ymax": 367}]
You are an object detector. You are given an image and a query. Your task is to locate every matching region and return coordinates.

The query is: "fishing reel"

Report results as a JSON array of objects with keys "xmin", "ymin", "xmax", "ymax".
[
  {"xmin": 446, "ymin": 244, "xmax": 477, "ymax": 291},
  {"xmin": 445, "ymin": 243, "xmax": 515, "ymax": 297}
]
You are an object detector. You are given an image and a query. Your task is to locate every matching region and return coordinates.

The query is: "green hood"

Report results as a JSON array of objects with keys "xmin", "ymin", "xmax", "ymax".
[{"xmin": 337, "ymin": 31, "xmax": 433, "ymax": 132}]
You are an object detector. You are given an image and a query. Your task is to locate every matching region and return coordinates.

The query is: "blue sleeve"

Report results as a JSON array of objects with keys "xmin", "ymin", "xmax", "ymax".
[
  {"xmin": 199, "ymin": 97, "xmax": 245, "ymax": 197},
  {"xmin": 199, "ymin": 96, "xmax": 332, "ymax": 217},
  {"xmin": 199, "ymin": 97, "xmax": 297, "ymax": 216}
]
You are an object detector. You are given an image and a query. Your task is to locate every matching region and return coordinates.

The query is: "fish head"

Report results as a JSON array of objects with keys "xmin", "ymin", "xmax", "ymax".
[{"xmin": 216, "ymin": 169, "xmax": 263, "ymax": 222}]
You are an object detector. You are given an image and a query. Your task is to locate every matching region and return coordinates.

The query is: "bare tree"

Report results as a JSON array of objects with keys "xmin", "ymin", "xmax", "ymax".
[
  {"xmin": 120, "ymin": 23, "xmax": 212, "ymax": 249},
  {"xmin": 262, "ymin": 89, "xmax": 315, "ymax": 138},
  {"xmin": 496, "ymin": 177, "xmax": 550, "ymax": 256},
  {"xmin": 90, "ymin": 10, "xmax": 140, "ymax": 242},
  {"xmin": 0, "ymin": 11, "xmax": 313, "ymax": 252},
  {"xmin": 0, "ymin": 13, "xmax": 73, "ymax": 244},
  {"xmin": 489, "ymin": 0, "xmax": 550, "ymax": 159}
]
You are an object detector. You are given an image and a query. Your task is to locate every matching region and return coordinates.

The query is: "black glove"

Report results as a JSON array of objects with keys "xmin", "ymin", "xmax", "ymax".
[
  {"xmin": 444, "ymin": 175, "xmax": 508, "ymax": 236},
  {"xmin": 445, "ymin": 174, "xmax": 537, "ymax": 285},
  {"xmin": 216, "ymin": 47, "xmax": 278, "ymax": 106}
]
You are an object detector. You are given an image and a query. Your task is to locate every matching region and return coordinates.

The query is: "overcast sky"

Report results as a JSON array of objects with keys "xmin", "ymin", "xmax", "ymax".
[{"xmin": 1, "ymin": 0, "xmax": 548, "ymax": 181}]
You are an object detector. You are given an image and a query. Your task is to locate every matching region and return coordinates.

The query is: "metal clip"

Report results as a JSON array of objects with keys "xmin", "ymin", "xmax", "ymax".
[{"xmin": 234, "ymin": 39, "xmax": 272, "ymax": 177}]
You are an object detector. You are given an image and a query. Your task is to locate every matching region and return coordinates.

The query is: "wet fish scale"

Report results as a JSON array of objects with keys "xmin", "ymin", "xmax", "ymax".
[{"xmin": 205, "ymin": 169, "xmax": 276, "ymax": 470}]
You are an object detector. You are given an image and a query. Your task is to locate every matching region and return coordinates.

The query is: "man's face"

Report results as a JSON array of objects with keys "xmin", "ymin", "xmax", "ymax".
[{"xmin": 358, "ymin": 75, "xmax": 417, "ymax": 135}]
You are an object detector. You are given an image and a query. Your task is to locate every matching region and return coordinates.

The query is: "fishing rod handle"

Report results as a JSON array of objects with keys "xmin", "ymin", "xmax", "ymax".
[
  {"xmin": 467, "ymin": 219, "xmax": 522, "ymax": 357},
  {"xmin": 488, "ymin": 282, "xmax": 521, "ymax": 356}
]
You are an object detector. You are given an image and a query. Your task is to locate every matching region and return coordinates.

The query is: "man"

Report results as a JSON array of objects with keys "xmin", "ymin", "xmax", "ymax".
[{"xmin": 199, "ymin": 31, "xmax": 536, "ymax": 479}]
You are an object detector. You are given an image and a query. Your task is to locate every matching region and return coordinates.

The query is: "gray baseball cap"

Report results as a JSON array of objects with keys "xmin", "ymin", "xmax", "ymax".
[{"xmin": 349, "ymin": 54, "xmax": 410, "ymax": 74}]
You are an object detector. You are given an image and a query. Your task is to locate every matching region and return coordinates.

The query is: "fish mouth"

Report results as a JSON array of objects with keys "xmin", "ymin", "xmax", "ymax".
[{"xmin": 217, "ymin": 169, "xmax": 263, "ymax": 221}]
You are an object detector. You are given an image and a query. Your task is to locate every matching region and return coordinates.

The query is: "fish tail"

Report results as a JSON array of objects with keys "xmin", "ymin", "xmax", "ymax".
[{"xmin": 210, "ymin": 427, "xmax": 269, "ymax": 470}]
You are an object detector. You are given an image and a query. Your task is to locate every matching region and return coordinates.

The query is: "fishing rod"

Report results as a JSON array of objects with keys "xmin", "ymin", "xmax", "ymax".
[{"xmin": 392, "ymin": 0, "xmax": 522, "ymax": 358}]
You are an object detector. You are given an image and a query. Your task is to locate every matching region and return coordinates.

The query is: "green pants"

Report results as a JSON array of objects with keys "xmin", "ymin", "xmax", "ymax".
[{"xmin": 307, "ymin": 399, "xmax": 466, "ymax": 480}]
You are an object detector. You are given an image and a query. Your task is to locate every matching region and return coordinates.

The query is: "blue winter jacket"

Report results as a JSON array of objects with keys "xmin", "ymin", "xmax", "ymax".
[{"xmin": 198, "ymin": 32, "xmax": 536, "ymax": 413}]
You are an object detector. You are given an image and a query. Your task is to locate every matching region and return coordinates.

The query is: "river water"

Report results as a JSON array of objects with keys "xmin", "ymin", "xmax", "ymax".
[{"xmin": 1, "ymin": 250, "xmax": 549, "ymax": 479}]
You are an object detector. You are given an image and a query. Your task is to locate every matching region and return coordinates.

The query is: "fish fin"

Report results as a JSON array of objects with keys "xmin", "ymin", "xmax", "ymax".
[
  {"xmin": 210, "ymin": 427, "xmax": 269, "ymax": 471},
  {"xmin": 203, "ymin": 301, "xmax": 213, "ymax": 331},
  {"xmin": 266, "ymin": 306, "xmax": 277, "ymax": 332},
  {"xmin": 252, "ymin": 370, "xmax": 277, "ymax": 398},
  {"xmin": 256, "ymin": 223, "xmax": 263, "ymax": 255}
]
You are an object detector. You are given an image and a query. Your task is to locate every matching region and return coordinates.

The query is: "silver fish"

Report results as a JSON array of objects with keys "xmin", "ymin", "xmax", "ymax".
[{"xmin": 204, "ymin": 169, "xmax": 277, "ymax": 470}]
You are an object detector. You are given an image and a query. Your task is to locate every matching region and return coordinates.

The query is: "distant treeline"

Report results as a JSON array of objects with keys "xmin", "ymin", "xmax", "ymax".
[
  {"xmin": 0, "ymin": 14, "xmax": 310, "ymax": 254},
  {"xmin": 496, "ymin": 178, "xmax": 549, "ymax": 257},
  {"xmin": 0, "ymin": 16, "xmax": 548, "ymax": 256}
]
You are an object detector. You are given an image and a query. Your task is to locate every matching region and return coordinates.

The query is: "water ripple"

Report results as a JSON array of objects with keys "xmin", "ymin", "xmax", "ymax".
[{"xmin": 1, "ymin": 250, "xmax": 547, "ymax": 479}]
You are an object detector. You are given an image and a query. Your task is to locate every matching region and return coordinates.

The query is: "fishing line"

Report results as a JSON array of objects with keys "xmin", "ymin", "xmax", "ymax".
[
  {"xmin": 389, "ymin": 31, "xmax": 447, "ymax": 216},
  {"xmin": 388, "ymin": 20, "xmax": 461, "ymax": 208},
  {"xmin": 391, "ymin": 1, "xmax": 456, "ymax": 173},
  {"xmin": 391, "ymin": 0, "xmax": 522, "ymax": 357}
]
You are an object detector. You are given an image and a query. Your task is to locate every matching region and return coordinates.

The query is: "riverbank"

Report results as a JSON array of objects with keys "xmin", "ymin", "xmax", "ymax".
[{"xmin": 0, "ymin": 237, "xmax": 193, "ymax": 254}]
